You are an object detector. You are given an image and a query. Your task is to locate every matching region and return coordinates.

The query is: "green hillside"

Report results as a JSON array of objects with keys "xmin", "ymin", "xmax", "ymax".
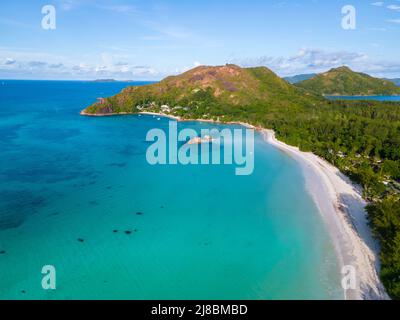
[
  {"xmin": 295, "ymin": 66, "xmax": 400, "ymax": 96},
  {"xmin": 83, "ymin": 64, "xmax": 322, "ymax": 118}
]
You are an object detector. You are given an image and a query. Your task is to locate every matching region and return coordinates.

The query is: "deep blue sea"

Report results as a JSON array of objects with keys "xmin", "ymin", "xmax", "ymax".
[{"xmin": 0, "ymin": 80, "xmax": 343, "ymax": 300}]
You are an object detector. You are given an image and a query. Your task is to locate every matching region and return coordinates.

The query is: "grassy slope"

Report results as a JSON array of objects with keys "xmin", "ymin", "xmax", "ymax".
[{"xmin": 295, "ymin": 67, "xmax": 400, "ymax": 96}]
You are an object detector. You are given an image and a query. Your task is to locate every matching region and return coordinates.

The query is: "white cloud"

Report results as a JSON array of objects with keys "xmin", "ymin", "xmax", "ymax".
[
  {"xmin": 387, "ymin": 4, "xmax": 400, "ymax": 11},
  {"xmin": 371, "ymin": 2, "xmax": 384, "ymax": 6},
  {"xmin": 234, "ymin": 48, "xmax": 366, "ymax": 75},
  {"xmin": 114, "ymin": 61, "xmax": 129, "ymax": 66},
  {"xmin": 0, "ymin": 18, "xmax": 33, "ymax": 29},
  {"xmin": 368, "ymin": 27, "xmax": 387, "ymax": 31},
  {"xmin": 143, "ymin": 21, "xmax": 191, "ymax": 40},
  {"xmin": 96, "ymin": 5, "xmax": 137, "ymax": 14},
  {"xmin": 49, "ymin": 63, "xmax": 63, "ymax": 69},
  {"xmin": 2, "ymin": 44, "xmax": 400, "ymax": 80},
  {"xmin": 4, "ymin": 58, "xmax": 16, "ymax": 65},
  {"xmin": 155, "ymin": 26, "xmax": 190, "ymax": 39},
  {"xmin": 57, "ymin": 0, "xmax": 83, "ymax": 11},
  {"xmin": 28, "ymin": 61, "xmax": 47, "ymax": 68},
  {"xmin": 0, "ymin": 49, "xmax": 164, "ymax": 80},
  {"xmin": 232, "ymin": 48, "xmax": 400, "ymax": 77}
]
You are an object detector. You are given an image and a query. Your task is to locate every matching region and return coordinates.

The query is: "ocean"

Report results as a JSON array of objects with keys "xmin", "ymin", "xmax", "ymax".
[{"xmin": 0, "ymin": 80, "xmax": 343, "ymax": 300}]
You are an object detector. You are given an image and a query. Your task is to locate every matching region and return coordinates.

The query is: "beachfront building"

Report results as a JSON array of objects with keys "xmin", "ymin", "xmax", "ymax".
[{"xmin": 161, "ymin": 105, "xmax": 171, "ymax": 113}]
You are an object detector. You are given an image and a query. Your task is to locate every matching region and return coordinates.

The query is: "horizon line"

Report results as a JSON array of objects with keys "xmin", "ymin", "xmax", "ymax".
[{"xmin": 0, "ymin": 78, "xmax": 161, "ymax": 82}]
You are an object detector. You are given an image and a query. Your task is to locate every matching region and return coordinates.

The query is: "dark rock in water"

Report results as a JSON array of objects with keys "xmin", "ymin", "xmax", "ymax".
[
  {"xmin": 113, "ymin": 230, "xmax": 118, "ymax": 233},
  {"xmin": 136, "ymin": 212, "xmax": 143, "ymax": 216},
  {"xmin": 77, "ymin": 238, "xmax": 85, "ymax": 243},
  {"xmin": 134, "ymin": 229, "xmax": 138, "ymax": 233},
  {"xmin": 125, "ymin": 230, "xmax": 132, "ymax": 235},
  {"xmin": 108, "ymin": 162, "xmax": 127, "ymax": 168},
  {"xmin": 117, "ymin": 145, "xmax": 144, "ymax": 157},
  {"xmin": 48, "ymin": 212, "xmax": 59, "ymax": 217},
  {"xmin": 21, "ymin": 290, "xmax": 26, "ymax": 294},
  {"xmin": 0, "ymin": 250, "xmax": 6, "ymax": 254}
]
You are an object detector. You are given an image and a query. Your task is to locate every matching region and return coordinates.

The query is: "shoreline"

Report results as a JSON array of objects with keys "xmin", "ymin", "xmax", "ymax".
[
  {"xmin": 81, "ymin": 111, "xmax": 259, "ymax": 129},
  {"xmin": 81, "ymin": 110, "xmax": 389, "ymax": 300},
  {"xmin": 262, "ymin": 130, "xmax": 389, "ymax": 300}
]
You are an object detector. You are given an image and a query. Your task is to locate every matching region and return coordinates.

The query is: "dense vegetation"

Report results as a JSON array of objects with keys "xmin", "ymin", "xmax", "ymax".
[
  {"xmin": 367, "ymin": 197, "xmax": 400, "ymax": 298},
  {"xmin": 83, "ymin": 65, "xmax": 400, "ymax": 299},
  {"xmin": 296, "ymin": 66, "xmax": 400, "ymax": 96}
]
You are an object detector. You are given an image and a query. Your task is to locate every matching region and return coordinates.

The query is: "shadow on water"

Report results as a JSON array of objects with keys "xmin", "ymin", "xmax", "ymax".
[
  {"xmin": 108, "ymin": 162, "xmax": 127, "ymax": 168},
  {"xmin": 26, "ymin": 127, "xmax": 81, "ymax": 143},
  {"xmin": 116, "ymin": 145, "xmax": 146, "ymax": 157},
  {"xmin": 0, "ymin": 190, "xmax": 46, "ymax": 231},
  {"xmin": 0, "ymin": 124, "xmax": 26, "ymax": 145}
]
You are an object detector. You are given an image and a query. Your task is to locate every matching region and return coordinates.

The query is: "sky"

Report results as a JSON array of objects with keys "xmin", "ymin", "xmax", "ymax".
[{"xmin": 0, "ymin": 0, "xmax": 399, "ymax": 80}]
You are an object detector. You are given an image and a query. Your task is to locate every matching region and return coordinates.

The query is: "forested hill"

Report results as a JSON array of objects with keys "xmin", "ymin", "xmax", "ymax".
[
  {"xmin": 82, "ymin": 65, "xmax": 400, "ymax": 299},
  {"xmin": 295, "ymin": 66, "xmax": 400, "ymax": 96},
  {"xmin": 82, "ymin": 64, "xmax": 322, "ymax": 116}
]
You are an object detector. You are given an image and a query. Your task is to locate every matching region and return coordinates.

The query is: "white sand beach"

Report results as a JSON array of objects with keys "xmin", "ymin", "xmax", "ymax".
[{"xmin": 262, "ymin": 129, "xmax": 389, "ymax": 300}]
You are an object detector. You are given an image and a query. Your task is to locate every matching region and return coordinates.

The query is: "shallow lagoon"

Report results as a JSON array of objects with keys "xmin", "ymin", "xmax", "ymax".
[{"xmin": 0, "ymin": 81, "xmax": 343, "ymax": 299}]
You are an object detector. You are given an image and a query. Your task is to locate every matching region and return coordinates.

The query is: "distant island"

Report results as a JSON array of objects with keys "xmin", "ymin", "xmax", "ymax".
[
  {"xmin": 92, "ymin": 79, "xmax": 118, "ymax": 83},
  {"xmin": 91, "ymin": 79, "xmax": 137, "ymax": 83},
  {"xmin": 81, "ymin": 64, "xmax": 400, "ymax": 299}
]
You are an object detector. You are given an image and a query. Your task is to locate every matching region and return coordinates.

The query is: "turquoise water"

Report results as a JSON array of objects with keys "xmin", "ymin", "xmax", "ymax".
[
  {"xmin": 0, "ymin": 80, "xmax": 343, "ymax": 300},
  {"xmin": 326, "ymin": 95, "xmax": 400, "ymax": 102}
]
